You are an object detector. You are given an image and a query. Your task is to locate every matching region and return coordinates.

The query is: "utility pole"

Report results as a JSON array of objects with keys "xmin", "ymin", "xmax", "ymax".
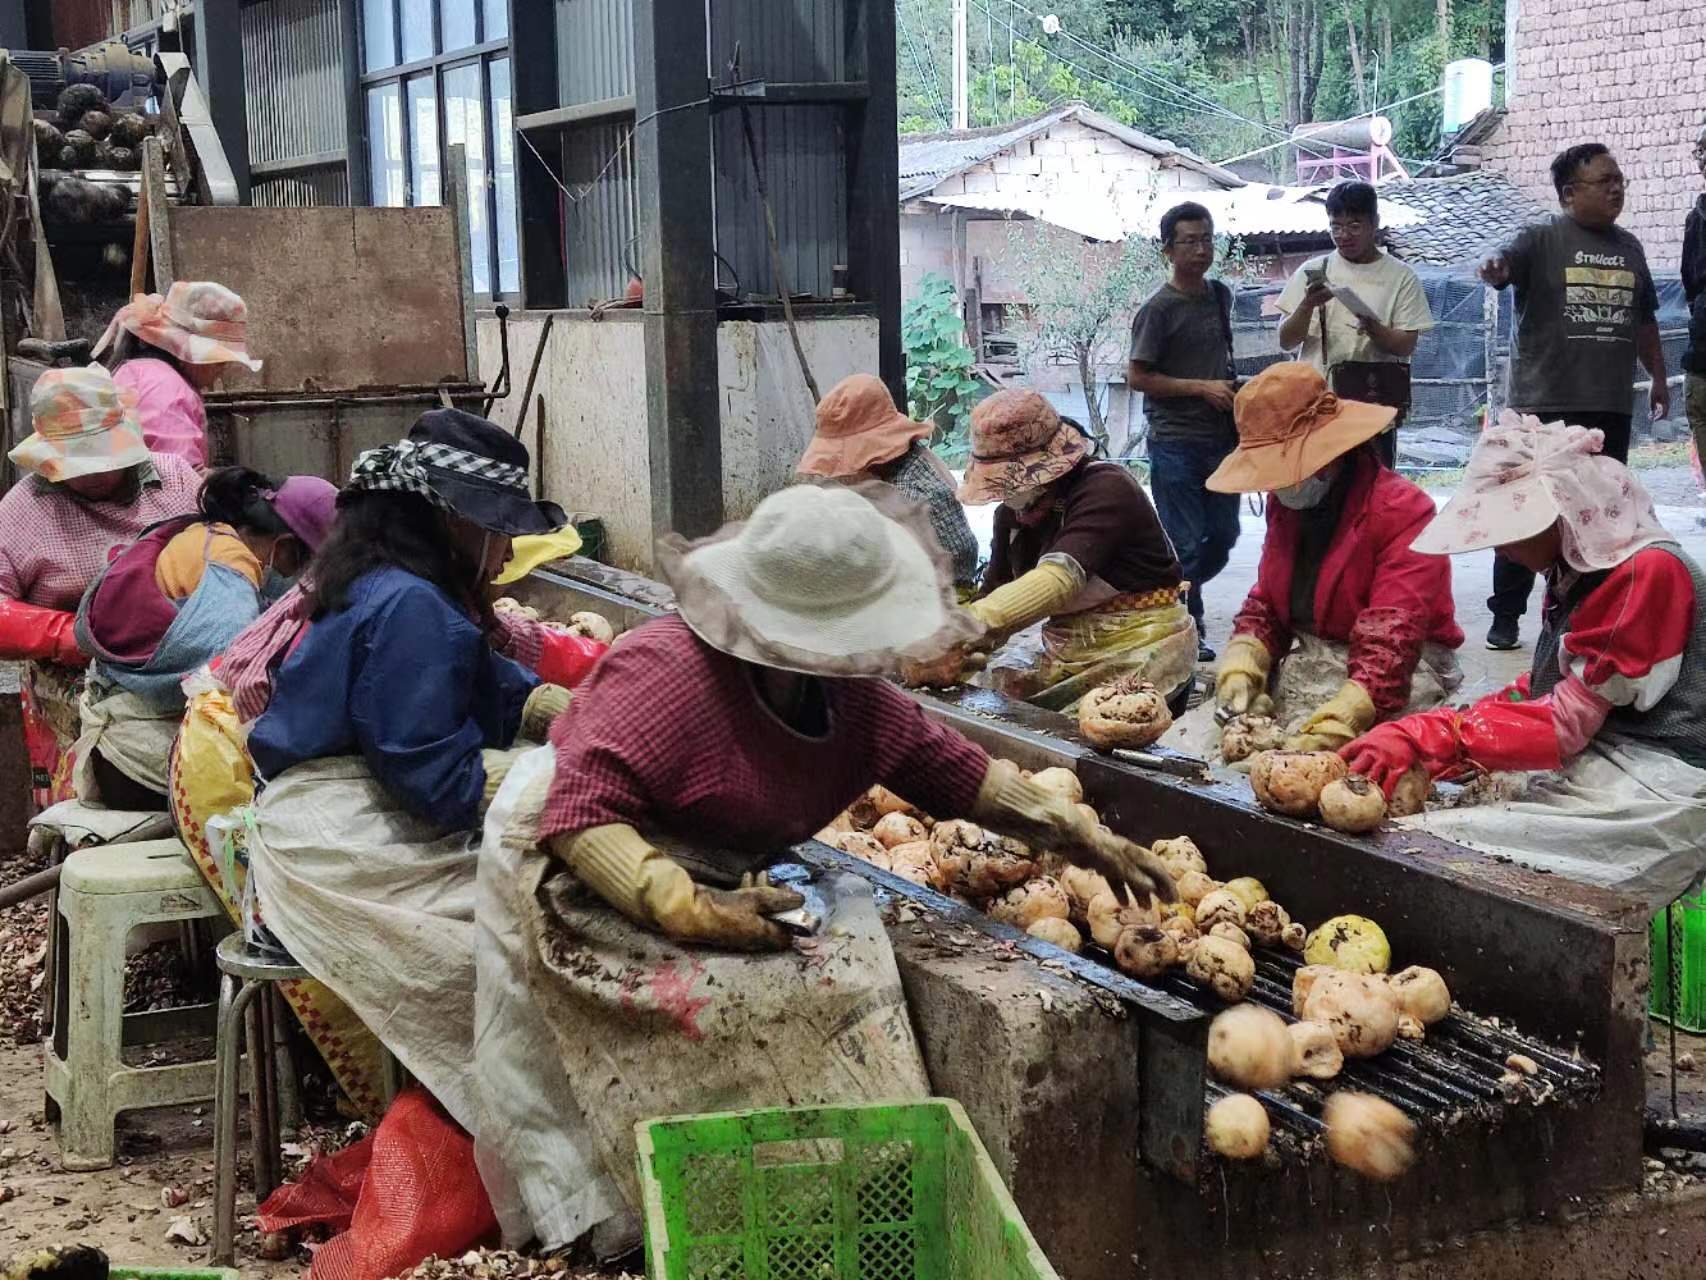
[{"xmin": 952, "ymin": 0, "xmax": 969, "ymax": 129}]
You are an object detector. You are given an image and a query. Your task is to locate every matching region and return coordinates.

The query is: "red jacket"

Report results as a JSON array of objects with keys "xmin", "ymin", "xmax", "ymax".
[{"xmin": 1232, "ymin": 453, "xmax": 1464, "ymax": 714}]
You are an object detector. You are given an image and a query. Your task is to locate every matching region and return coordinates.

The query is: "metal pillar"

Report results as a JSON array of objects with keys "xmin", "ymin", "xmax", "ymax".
[
  {"xmin": 847, "ymin": 0, "xmax": 903, "ymax": 407},
  {"xmin": 633, "ymin": 0, "xmax": 722, "ymax": 541},
  {"xmin": 337, "ymin": 0, "xmax": 367, "ymax": 205},
  {"xmin": 193, "ymin": 0, "xmax": 251, "ymax": 204},
  {"xmin": 511, "ymin": 0, "xmax": 566, "ymax": 309}
]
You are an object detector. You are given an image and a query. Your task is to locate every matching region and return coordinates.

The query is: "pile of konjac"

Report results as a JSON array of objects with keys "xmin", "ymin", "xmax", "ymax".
[
  {"xmin": 820, "ymin": 766, "xmax": 1315, "ymax": 1005},
  {"xmin": 821, "ymin": 771, "xmax": 1457, "ymax": 1183}
]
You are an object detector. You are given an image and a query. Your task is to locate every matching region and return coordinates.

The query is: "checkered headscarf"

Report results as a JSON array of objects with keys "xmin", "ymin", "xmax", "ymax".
[{"xmin": 346, "ymin": 438, "xmax": 530, "ymax": 513}]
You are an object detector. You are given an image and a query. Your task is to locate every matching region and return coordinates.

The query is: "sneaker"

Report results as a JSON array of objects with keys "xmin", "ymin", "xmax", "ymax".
[
  {"xmin": 1197, "ymin": 639, "xmax": 1217, "ymax": 663},
  {"xmin": 1485, "ymin": 616, "xmax": 1520, "ymax": 650}
]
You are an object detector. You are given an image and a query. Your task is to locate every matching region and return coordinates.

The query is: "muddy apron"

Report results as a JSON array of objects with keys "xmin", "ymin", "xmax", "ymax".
[
  {"xmin": 474, "ymin": 747, "xmax": 930, "ymax": 1246},
  {"xmin": 983, "ymin": 579, "xmax": 1198, "ymax": 713}
]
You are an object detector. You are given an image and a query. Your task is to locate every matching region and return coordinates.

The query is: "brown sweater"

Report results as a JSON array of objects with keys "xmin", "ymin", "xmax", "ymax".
[{"xmin": 984, "ymin": 460, "xmax": 1182, "ymax": 597}]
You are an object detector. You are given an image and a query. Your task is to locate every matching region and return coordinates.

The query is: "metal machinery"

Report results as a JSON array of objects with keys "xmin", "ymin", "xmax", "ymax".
[
  {"xmin": 505, "ymin": 556, "xmax": 1656, "ymax": 1280},
  {"xmin": 0, "ymin": 48, "xmax": 504, "ymax": 490}
]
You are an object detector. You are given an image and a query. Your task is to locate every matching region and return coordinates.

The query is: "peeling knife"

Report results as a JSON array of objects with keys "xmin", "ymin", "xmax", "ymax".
[{"xmin": 1111, "ymin": 747, "xmax": 1210, "ymax": 779}]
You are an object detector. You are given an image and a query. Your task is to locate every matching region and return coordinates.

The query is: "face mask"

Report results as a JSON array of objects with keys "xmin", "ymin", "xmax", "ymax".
[
  {"xmin": 258, "ymin": 567, "xmax": 296, "ymax": 607},
  {"xmin": 1002, "ymin": 487, "xmax": 1044, "ymax": 513},
  {"xmin": 1275, "ymin": 470, "xmax": 1335, "ymax": 510}
]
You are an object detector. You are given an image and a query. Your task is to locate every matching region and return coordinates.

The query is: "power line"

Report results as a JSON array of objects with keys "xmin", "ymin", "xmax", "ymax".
[
  {"xmin": 1214, "ymin": 68, "xmax": 1506, "ymax": 166},
  {"xmin": 897, "ymin": 3, "xmax": 952, "ymax": 127},
  {"xmin": 965, "ymin": 0, "xmax": 1252, "ymax": 132},
  {"xmin": 990, "ymin": 0, "xmax": 1290, "ymax": 143}
]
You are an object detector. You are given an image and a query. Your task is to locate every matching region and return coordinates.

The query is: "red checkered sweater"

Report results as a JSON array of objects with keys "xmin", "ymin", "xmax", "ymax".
[{"xmin": 541, "ymin": 615, "xmax": 991, "ymax": 849}]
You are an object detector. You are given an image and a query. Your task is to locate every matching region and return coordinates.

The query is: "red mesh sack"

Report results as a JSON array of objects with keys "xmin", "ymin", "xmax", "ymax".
[
  {"xmin": 259, "ymin": 1088, "xmax": 496, "ymax": 1280},
  {"xmin": 257, "ymin": 1133, "xmax": 374, "ymax": 1233}
]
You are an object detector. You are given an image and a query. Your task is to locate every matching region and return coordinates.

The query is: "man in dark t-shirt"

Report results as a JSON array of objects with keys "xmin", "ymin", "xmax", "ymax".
[
  {"xmin": 1478, "ymin": 142, "xmax": 1669, "ymax": 650},
  {"xmin": 1128, "ymin": 201, "xmax": 1242, "ymax": 662}
]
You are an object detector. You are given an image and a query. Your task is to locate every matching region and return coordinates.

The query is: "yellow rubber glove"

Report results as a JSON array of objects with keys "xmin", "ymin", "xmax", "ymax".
[
  {"xmin": 1285, "ymin": 680, "xmax": 1376, "ymax": 753},
  {"xmin": 549, "ymin": 824, "xmax": 804, "ymax": 951},
  {"xmin": 1214, "ymin": 634, "xmax": 1273, "ymax": 717},
  {"xmin": 521, "ymin": 682, "xmax": 572, "ymax": 741},
  {"xmin": 971, "ymin": 759, "xmax": 1176, "ymax": 902},
  {"xmin": 967, "ymin": 561, "xmax": 1080, "ymax": 635}
]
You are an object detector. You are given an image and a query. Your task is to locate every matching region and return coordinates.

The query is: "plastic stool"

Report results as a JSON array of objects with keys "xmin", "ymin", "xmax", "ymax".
[
  {"xmin": 212, "ymin": 933, "xmax": 306, "ymax": 1267},
  {"xmin": 43, "ymin": 838, "xmax": 224, "ymax": 1170}
]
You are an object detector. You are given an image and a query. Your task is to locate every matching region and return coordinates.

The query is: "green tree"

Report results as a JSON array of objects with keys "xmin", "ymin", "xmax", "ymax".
[
  {"xmin": 1006, "ymin": 222, "xmax": 1247, "ymax": 451},
  {"xmin": 902, "ymin": 274, "xmax": 984, "ymax": 462}
]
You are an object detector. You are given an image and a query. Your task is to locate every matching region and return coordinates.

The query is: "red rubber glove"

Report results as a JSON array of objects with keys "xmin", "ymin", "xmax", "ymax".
[
  {"xmin": 0, "ymin": 597, "xmax": 86, "ymax": 665},
  {"xmin": 1457, "ymin": 697, "xmax": 1562, "ymax": 774},
  {"xmin": 534, "ymin": 630, "xmax": 607, "ymax": 688},
  {"xmin": 1339, "ymin": 708, "xmax": 1461, "ymax": 799}
]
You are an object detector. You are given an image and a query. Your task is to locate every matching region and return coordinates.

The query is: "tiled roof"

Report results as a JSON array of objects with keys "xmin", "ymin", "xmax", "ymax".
[
  {"xmin": 1381, "ymin": 171, "xmax": 1549, "ymax": 267},
  {"xmin": 898, "ymin": 101, "xmax": 1242, "ymax": 200}
]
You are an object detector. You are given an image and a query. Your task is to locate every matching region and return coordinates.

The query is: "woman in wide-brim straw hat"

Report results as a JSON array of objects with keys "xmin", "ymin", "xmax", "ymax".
[
  {"xmin": 1175, "ymin": 362, "xmax": 1463, "ymax": 765},
  {"xmin": 0, "ymin": 364, "xmax": 201, "ymax": 810},
  {"xmin": 466, "ymin": 481, "xmax": 1176, "ymax": 1254},
  {"xmin": 95, "ymin": 280, "xmax": 263, "ymax": 468},
  {"xmin": 1342, "ymin": 413, "xmax": 1706, "ymax": 905},
  {"xmin": 797, "ymin": 373, "xmax": 980, "ymax": 589},
  {"xmin": 950, "ymin": 388, "xmax": 1196, "ymax": 712}
]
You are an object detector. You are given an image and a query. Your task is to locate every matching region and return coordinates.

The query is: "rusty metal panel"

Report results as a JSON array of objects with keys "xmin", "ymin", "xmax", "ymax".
[
  {"xmin": 168, "ymin": 206, "xmax": 469, "ymax": 389},
  {"xmin": 555, "ymin": 0, "xmax": 635, "ymax": 106},
  {"xmin": 54, "ymin": 0, "xmax": 114, "ymax": 47},
  {"xmin": 242, "ymin": 0, "xmax": 348, "ymax": 171}
]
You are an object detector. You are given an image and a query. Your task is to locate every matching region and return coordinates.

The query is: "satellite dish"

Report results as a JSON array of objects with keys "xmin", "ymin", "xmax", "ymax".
[{"xmin": 1041, "ymin": 14, "xmax": 1062, "ymax": 34}]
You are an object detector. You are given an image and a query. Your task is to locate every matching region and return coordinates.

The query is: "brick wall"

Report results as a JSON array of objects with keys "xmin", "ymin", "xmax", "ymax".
[{"xmin": 1480, "ymin": 0, "xmax": 1706, "ymax": 269}]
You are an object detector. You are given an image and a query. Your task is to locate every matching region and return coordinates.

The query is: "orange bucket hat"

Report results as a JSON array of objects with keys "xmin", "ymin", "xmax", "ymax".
[
  {"xmin": 798, "ymin": 374, "xmax": 932, "ymax": 478},
  {"xmin": 957, "ymin": 390, "xmax": 1087, "ymax": 505},
  {"xmin": 1206, "ymin": 363, "xmax": 1395, "ymax": 494}
]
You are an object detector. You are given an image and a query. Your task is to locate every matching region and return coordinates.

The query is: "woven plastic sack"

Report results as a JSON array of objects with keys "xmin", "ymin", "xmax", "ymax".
[
  {"xmin": 260, "ymin": 1088, "xmax": 497, "ymax": 1280},
  {"xmin": 255, "ymin": 1132, "xmax": 375, "ymax": 1234}
]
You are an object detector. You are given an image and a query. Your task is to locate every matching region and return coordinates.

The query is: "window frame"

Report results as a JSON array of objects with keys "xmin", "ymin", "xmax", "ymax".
[{"xmin": 358, "ymin": 0, "xmax": 514, "ymax": 299}]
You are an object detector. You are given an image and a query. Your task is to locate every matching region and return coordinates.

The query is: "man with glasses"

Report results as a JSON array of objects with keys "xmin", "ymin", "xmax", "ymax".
[
  {"xmin": 1476, "ymin": 142, "xmax": 1667, "ymax": 650},
  {"xmin": 1683, "ymin": 125, "xmax": 1706, "ymax": 490},
  {"xmin": 1128, "ymin": 201, "xmax": 1242, "ymax": 662},
  {"xmin": 1276, "ymin": 181, "xmax": 1435, "ymax": 467}
]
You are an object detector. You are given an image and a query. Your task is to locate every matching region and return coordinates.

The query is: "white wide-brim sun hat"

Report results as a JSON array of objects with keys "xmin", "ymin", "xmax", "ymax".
[{"xmin": 658, "ymin": 481, "xmax": 981, "ymax": 676}]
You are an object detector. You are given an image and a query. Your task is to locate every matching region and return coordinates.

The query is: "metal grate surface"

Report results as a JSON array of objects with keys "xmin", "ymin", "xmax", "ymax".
[{"xmin": 1148, "ymin": 945, "xmax": 1601, "ymax": 1161}]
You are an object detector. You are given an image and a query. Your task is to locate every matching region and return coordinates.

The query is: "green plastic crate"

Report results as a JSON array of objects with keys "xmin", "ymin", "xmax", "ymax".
[
  {"xmin": 1651, "ymin": 891, "xmax": 1706, "ymax": 1032},
  {"xmin": 111, "ymin": 1269, "xmax": 238, "ymax": 1280},
  {"xmin": 636, "ymin": 1099, "xmax": 1059, "ymax": 1280}
]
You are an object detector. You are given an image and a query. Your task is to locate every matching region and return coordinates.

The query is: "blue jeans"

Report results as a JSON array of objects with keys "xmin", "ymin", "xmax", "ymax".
[{"xmin": 1148, "ymin": 433, "xmax": 1242, "ymax": 633}]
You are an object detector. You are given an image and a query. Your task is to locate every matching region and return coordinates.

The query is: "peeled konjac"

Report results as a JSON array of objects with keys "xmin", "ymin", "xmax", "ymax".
[
  {"xmin": 989, "ymin": 877, "xmax": 1071, "ymax": 930},
  {"xmin": 1187, "ymin": 934, "xmax": 1255, "ymax": 1001},
  {"xmin": 1079, "ymin": 675, "xmax": 1173, "ymax": 750},
  {"xmin": 1323, "ymin": 1092, "xmax": 1415, "ymax": 1181},
  {"xmin": 1250, "ymin": 750, "xmax": 1348, "ymax": 818},
  {"xmin": 1208, "ymin": 1005, "xmax": 1293, "ymax": 1090},
  {"xmin": 1301, "ymin": 970, "xmax": 1401, "ymax": 1059}
]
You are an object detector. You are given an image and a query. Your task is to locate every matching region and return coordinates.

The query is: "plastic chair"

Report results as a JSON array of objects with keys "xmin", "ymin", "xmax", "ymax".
[
  {"xmin": 43, "ymin": 837, "xmax": 224, "ymax": 1169},
  {"xmin": 211, "ymin": 932, "xmax": 306, "ymax": 1267}
]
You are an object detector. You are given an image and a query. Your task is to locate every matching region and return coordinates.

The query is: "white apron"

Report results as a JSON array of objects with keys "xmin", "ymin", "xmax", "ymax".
[
  {"xmin": 1395, "ymin": 735, "xmax": 1706, "ymax": 911},
  {"xmin": 247, "ymin": 756, "xmax": 482, "ymax": 1132}
]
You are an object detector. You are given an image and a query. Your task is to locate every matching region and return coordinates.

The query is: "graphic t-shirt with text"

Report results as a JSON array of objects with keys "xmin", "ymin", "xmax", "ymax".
[{"xmin": 1503, "ymin": 215, "xmax": 1658, "ymax": 417}]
